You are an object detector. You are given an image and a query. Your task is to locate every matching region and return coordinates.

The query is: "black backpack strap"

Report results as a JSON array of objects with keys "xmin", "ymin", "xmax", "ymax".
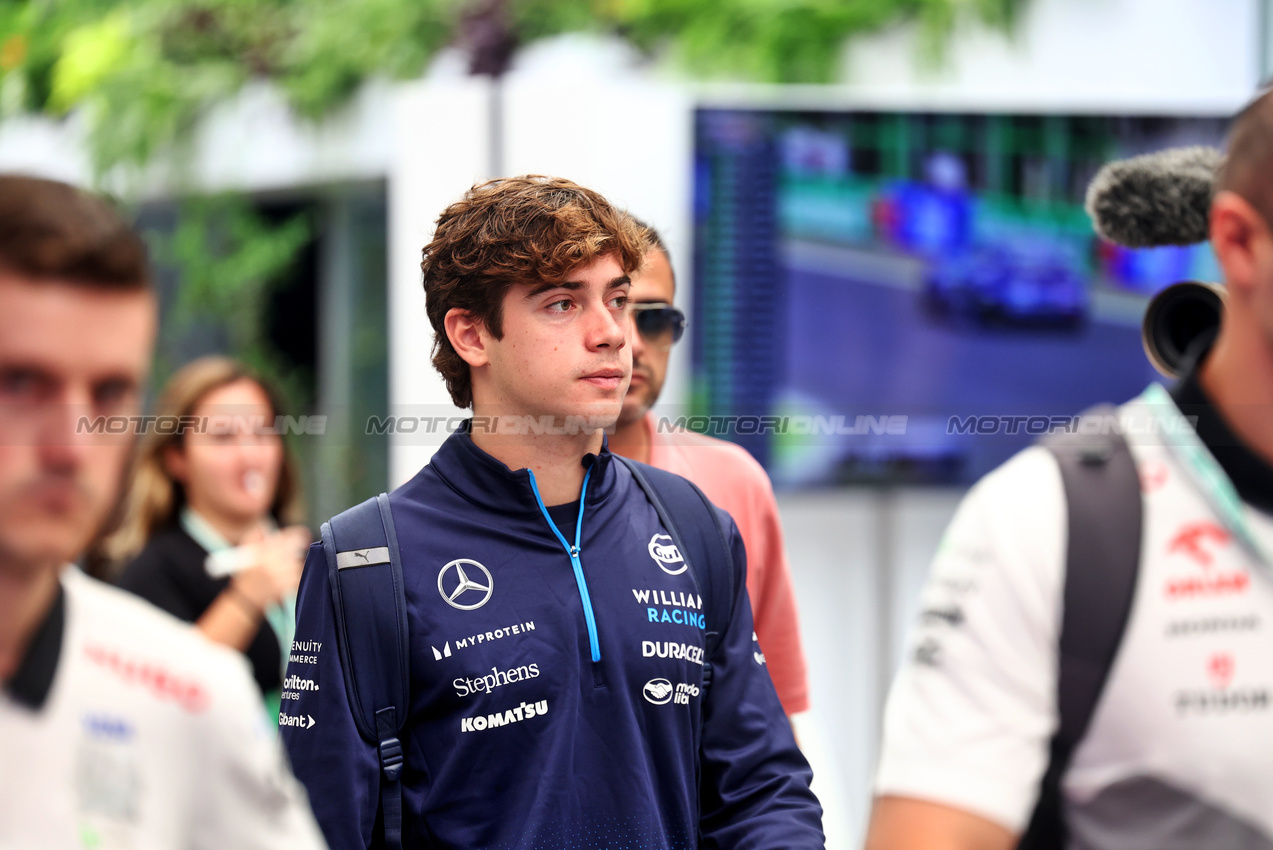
[
  {"xmin": 1018, "ymin": 406, "xmax": 1143, "ymax": 850},
  {"xmin": 616, "ymin": 456, "xmax": 735, "ymax": 687},
  {"xmin": 321, "ymin": 493, "xmax": 409, "ymax": 850}
]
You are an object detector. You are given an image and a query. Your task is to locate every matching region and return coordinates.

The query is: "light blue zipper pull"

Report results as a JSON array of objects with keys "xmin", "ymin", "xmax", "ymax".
[{"xmin": 529, "ymin": 467, "xmax": 601, "ymax": 663}]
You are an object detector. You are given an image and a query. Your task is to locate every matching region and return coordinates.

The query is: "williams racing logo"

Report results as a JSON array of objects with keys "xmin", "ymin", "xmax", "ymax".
[
  {"xmin": 632, "ymin": 588, "xmax": 705, "ymax": 629},
  {"xmin": 648, "ymin": 534, "xmax": 686, "ymax": 575}
]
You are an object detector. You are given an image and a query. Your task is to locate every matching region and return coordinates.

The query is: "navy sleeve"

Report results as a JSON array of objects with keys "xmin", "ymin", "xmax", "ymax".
[
  {"xmin": 698, "ymin": 511, "xmax": 825, "ymax": 849},
  {"xmin": 280, "ymin": 541, "xmax": 382, "ymax": 850}
]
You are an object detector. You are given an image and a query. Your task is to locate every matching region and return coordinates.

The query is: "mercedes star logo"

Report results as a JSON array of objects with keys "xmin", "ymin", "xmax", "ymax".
[{"xmin": 437, "ymin": 559, "xmax": 494, "ymax": 610}]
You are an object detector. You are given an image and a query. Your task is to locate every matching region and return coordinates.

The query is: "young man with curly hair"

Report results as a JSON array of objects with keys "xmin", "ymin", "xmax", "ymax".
[{"xmin": 282, "ymin": 176, "xmax": 823, "ymax": 849}]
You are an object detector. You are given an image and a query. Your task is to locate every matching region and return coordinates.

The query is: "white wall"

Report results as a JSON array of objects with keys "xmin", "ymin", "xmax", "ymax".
[
  {"xmin": 839, "ymin": 0, "xmax": 1259, "ymax": 112},
  {"xmin": 0, "ymin": 80, "xmax": 395, "ymax": 197},
  {"xmin": 779, "ymin": 488, "xmax": 961, "ymax": 844},
  {"xmin": 387, "ymin": 78, "xmax": 493, "ymax": 483},
  {"xmin": 700, "ymin": 0, "xmax": 1260, "ymax": 115}
]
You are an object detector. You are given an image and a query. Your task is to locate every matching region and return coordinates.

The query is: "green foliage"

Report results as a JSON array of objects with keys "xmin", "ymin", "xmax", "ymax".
[
  {"xmin": 2, "ymin": 0, "xmax": 1032, "ymax": 165},
  {"xmin": 157, "ymin": 194, "xmax": 310, "ymax": 357},
  {"xmin": 605, "ymin": 0, "xmax": 1005, "ymax": 82},
  {"xmin": 0, "ymin": 0, "xmax": 1027, "ymax": 382}
]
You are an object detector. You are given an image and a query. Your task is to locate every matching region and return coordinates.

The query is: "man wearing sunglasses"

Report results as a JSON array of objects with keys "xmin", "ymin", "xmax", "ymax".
[{"xmin": 609, "ymin": 223, "xmax": 811, "ymax": 720}]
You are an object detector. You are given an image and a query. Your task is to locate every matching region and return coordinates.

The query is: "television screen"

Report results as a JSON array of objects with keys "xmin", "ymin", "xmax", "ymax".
[{"xmin": 690, "ymin": 108, "xmax": 1228, "ymax": 487}]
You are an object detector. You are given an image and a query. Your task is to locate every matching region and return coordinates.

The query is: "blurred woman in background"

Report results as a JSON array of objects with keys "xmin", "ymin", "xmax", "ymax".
[{"xmin": 108, "ymin": 356, "xmax": 310, "ymax": 707}]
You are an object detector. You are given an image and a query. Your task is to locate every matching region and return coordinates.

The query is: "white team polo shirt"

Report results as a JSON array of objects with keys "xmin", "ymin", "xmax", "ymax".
[
  {"xmin": 0, "ymin": 568, "xmax": 327, "ymax": 850},
  {"xmin": 876, "ymin": 392, "xmax": 1273, "ymax": 847}
]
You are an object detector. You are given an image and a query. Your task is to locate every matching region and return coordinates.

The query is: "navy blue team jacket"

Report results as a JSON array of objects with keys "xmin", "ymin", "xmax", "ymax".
[{"xmin": 281, "ymin": 426, "xmax": 823, "ymax": 850}]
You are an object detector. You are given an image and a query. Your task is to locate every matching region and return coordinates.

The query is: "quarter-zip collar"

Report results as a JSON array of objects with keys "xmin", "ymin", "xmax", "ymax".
[
  {"xmin": 424, "ymin": 421, "xmax": 616, "ymax": 667},
  {"xmin": 427, "ymin": 419, "xmax": 617, "ymax": 513}
]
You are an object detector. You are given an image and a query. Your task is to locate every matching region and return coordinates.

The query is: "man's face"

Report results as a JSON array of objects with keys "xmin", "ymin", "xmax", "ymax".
[
  {"xmin": 0, "ymin": 273, "xmax": 155, "ymax": 574},
  {"xmin": 618, "ymin": 249, "xmax": 675, "ymax": 428},
  {"xmin": 478, "ymin": 253, "xmax": 632, "ymax": 430},
  {"xmin": 1251, "ymin": 228, "xmax": 1273, "ymax": 353}
]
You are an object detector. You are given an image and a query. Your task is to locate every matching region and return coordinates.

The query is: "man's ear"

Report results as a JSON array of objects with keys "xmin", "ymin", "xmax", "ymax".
[
  {"xmin": 1211, "ymin": 190, "xmax": 1271, "ymax": 296},
  {"xmin": 445, "ymin": 308, "xmax": 491, "ymax": 368}
]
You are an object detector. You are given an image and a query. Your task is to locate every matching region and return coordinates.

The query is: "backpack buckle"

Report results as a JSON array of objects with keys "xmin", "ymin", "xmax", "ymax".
[{"xmin": 379, "ymin": 736, "xmax": 404, "ymax": 781}]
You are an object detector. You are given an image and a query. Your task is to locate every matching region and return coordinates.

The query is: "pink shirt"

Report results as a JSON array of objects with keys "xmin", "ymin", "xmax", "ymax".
[{"xmin": 644, "ymin": 414, "xmax": 810, "ymax": 714}]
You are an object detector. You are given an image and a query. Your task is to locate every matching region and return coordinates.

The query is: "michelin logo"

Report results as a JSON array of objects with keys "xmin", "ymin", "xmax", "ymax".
[{"xmin": 460, "ymin": 700, "xmax": 549, "ymax": 732}]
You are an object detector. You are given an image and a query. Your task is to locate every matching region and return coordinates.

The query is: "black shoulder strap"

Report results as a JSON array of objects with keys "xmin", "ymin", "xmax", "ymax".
[
  {"xmin": 616, "ymin": 456, "xmax": 735, "ymax": 683},
  {"xmin": 321, "ymin": 493, "xmax": 408, "ymax": 850},
  {"xmin": 1018, "ymin": 406, "xmax": 1143, "ymax": 850}
]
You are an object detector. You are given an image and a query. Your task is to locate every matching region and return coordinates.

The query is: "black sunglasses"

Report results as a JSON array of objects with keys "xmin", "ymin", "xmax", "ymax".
[{"xmin": 630, "ymin": 303, "xmax": 687, "ymax": 349}]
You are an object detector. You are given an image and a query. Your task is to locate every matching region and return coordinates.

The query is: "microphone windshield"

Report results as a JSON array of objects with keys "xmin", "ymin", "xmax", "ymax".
[{"xmin": 1085, "ymin": 146, "xmax": 1223, "ymax": 248}]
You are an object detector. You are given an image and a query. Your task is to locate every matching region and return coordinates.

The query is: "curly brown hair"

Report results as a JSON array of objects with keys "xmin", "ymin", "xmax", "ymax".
[{"xmin": 422, "ymin": 176, "xmax": 649, "ymax": 408}]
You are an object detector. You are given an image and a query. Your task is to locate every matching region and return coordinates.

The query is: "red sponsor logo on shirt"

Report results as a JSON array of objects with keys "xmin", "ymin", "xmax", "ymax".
[
  {"xmin": 1165, "ymin": 570, "xmax": 1249, "ymax": 599},
  {"xmin": 83, "ymin": 644, "xmax": 209, "ymax": 714},
  {"xmin": 1169, "ymin": 522, "xmax": 1231, "ymax": 567},
  {"xmin": 1208, "ymin": 653, "xmax": 1235, "ymax": 690},
  {"xmin": 1164, "ymin": 522, "xmax": 1248, "ymax": 599}
]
